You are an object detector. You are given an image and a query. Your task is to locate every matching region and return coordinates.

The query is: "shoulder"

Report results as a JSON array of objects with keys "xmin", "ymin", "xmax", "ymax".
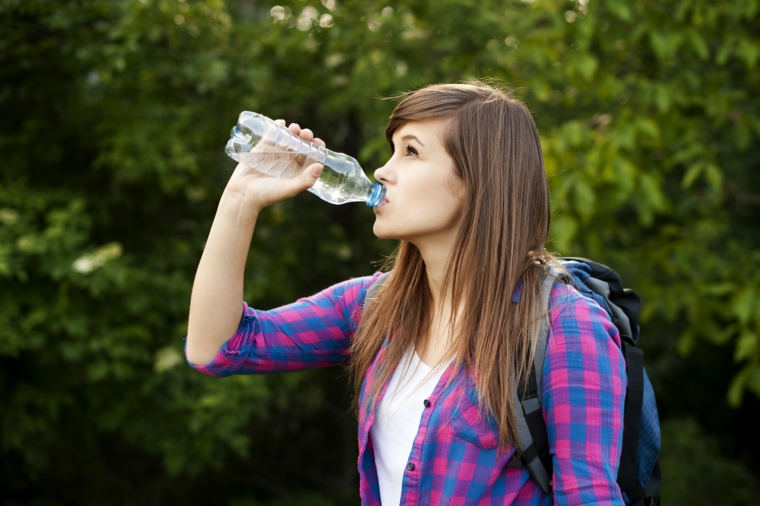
[
  {"xmin": 541, "ymin": 280, "xmax": 627, "ymax": 412},
  {"xmin": 314, "ymin": 271, "xmax": 386, "ymax": 304},
  {"xmin": 361, "ymin": 271, "xmax": 390, "ymax": 300},
  {"xmin": 545, "ymin": 281, "xmax": 624, "ymax": 362},
  {"xmin": 305, "ymin": 272, "xmax": 387, "ymax": 326}
]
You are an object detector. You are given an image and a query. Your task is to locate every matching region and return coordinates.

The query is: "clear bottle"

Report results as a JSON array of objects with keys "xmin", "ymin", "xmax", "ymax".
[{"xmin": 225, "ymin": 111, "xmax": 385, "ymax": 207}]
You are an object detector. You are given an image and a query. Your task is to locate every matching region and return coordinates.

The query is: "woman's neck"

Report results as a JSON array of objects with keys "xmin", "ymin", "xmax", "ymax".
[
  {"xmin": 415, "ymin": 237, "xmax": 463, "ymax": 367},
  {"xmin": 414, "ymin": 229, "xmax": 459, "ymax": 307}
]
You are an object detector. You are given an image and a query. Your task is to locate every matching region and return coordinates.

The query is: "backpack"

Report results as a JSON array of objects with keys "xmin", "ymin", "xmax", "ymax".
[
  {"xmin": 512, "ymin": 258, "xmax": 661, "ymax": 506},
  {"xmin": 363, "ymin": 257, "xmax": 662, "ymax": 505}
]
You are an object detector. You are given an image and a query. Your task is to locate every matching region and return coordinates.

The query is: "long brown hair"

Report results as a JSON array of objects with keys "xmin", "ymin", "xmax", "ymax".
[{"xmin": 350, "ymin": 82, "xmax": 556, "ymax": 449}]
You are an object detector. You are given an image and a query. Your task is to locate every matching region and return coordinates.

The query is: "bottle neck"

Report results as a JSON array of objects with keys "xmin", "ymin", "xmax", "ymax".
[{"xmin": 366, "ymin": 183, "xmax": 385, "ymax": 207}]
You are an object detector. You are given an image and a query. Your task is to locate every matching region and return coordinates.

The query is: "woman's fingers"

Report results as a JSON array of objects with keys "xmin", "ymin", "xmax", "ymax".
[
  {"xmin": 295, "ymin": 129, "xmax": 317, "ymax": 165},
  {"xmin": 299, "ymin": 128, "xmax": 314, "ymax": 141},
  {"xmin": 271, "ymin": 120, "xmax": 326, "ymax": 165},
  {"xmin": 292, "ymin": 162, "xmax": 322, "ymax": 190},
  {"xmin": 296, "ymin": 128, "xmax": 325, "ymax": 148},
  {"xmin": 276, "ymin": 120, "xmax": 325, "ymax": 147},
  {"xmin": 303, "ymin": 163, "xmax": 323, "ymax": 188},
  {"xmin": 305, "ymin": 162, "xmax": 323, "ymax": 181},
  {"xmin": 258, "ymin": 119, "xmax": 286, "ymax": 149},
  {"xmin": 278, "ymin": 163, "xmax": 322, "ymax": 200},
  {"xmin": 260, "ymin": 123, "xmax": 278, "ymax": 147}
]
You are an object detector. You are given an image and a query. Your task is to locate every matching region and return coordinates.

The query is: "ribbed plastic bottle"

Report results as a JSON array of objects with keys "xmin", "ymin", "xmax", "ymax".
[{"xmin": 225, "ymin": 111, "xmax": 386, "ymax": 207}]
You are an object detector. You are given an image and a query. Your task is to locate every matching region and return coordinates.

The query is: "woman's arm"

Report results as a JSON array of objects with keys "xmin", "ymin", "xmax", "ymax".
[
  {"xmin": 185, "ymin": 190, "xmax": 260, "ymax": 365},
  {"xmin": 186, "ymin": 122, "xmax": 325, "ymax": 366},
  {"xmin": 542, "ymin": 285, "xmax": 627, "ymax": 506},
  {"xmin": 190, "ymin": 273, "xmax": 383, "ymax": 377}
]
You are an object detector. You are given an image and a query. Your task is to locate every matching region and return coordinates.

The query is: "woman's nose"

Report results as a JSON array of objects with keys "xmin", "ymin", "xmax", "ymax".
[
  {"xmin": 374, "ymin": 163, "xmax": 389, "ymax": 184},
  {"xmin": 374, "ymin": 160, "xmax": 392, "ymax": 184}
]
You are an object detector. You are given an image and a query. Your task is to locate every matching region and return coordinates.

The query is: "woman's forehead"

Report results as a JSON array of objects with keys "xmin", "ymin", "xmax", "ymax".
[{"xmin": 393, "ymin": 118, "xmax": 450, "ymax": 145}]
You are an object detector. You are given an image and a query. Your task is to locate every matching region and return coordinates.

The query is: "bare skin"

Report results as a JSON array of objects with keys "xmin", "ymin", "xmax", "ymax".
[{"xmin": 186, "ymin": 121, "xmax": 326, "ymax": 365}]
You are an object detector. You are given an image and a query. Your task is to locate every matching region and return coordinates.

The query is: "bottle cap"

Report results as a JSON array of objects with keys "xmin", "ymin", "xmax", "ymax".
[{"xmin": 366, "ymin": 183, "xmax": 386, "ymax": 207}]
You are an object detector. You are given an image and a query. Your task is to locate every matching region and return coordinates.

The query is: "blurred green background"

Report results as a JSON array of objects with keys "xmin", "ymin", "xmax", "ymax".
[{"xmin": 1, "ymin": 0, "xmax": 759, "ymax": 504}]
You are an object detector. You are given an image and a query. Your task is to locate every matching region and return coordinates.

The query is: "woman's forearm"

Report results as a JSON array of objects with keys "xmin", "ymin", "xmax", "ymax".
[{"xmin": 186, "ymin": 189, "xmax": 261, "ymax": 365}]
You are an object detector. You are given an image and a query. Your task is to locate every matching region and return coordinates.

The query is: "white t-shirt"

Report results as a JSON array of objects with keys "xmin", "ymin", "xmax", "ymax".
[{"xmin": 369, "ymin": 349, "xmax": 447, "ymax": 506}]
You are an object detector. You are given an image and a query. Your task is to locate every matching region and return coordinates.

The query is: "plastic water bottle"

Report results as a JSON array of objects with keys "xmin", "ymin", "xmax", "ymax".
[{"xmin": 225, "ymin": 112, "xmax": 386, "ymax": 207}]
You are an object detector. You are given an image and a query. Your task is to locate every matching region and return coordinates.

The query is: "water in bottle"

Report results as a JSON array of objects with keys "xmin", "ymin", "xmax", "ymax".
[{"xmin": 225, "ymin": 111, "xmax": 386, "ymax": 207}]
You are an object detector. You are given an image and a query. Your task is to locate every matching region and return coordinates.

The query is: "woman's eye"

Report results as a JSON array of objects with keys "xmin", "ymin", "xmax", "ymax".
[{"xmin": 405, "ymin": 145, "xmax": 419, "ymax": 156}]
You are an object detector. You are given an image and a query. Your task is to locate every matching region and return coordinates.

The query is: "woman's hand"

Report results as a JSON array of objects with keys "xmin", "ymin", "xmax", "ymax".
[
  {"xmin": 187, "ymin": 120, "xmax": 327, "ymax": 365},
  {"xmin": 224, "ymin": 120, "xmax": 326, "ymax": 212}
]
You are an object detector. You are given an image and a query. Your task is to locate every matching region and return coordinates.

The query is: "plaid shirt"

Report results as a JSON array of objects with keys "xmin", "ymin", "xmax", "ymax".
[{"xmin": 190, "ymin": 273, "xmax": 627, "ymax": 505}]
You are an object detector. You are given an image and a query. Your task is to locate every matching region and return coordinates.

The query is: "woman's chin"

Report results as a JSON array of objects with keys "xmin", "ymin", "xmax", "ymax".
[
  {"xmin": 372, "ymin": 227, "xmax": 391, "ymax": 240},
  {"xmin": 372, "ymin": 222, "xmax": 401, "ymax": 241}
]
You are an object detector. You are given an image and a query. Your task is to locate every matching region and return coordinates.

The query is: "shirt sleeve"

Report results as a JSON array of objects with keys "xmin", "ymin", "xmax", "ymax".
[
  {"xmin": 187, "ymin": 272, "xmax": 384, "ymax": 377},
  {"xmin": 542, "ymin": 284, "xmax": 627, "ymax": 506}
]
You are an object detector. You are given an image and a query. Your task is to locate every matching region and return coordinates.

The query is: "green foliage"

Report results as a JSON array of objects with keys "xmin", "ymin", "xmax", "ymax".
[
  {"xmin": 660, "ymin": 417, "xmax": 760, "ymax": 505},
  {"xmin": 1, "ymin": 0, "xmax": 758, "ymax": 504}
]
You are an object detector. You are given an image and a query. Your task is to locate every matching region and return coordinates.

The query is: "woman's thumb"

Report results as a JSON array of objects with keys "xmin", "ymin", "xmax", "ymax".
[
  {"xmin": 278, "ymin": 163, "xmax": 323, "ymax": 201},
  {"xmin": 302, "ymin": 163, "xmax": 323, "ymax": 189}
]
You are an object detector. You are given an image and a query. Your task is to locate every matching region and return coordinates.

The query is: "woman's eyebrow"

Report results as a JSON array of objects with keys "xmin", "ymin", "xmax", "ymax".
[{"xmin": 400, "ymin": 134, "xmax": 426, "ymax": 147}]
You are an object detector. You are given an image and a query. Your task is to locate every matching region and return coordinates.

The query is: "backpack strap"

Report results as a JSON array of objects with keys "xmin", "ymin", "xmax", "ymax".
[
  {"xmin": 618, "ymin": 342, "xmax": 646, "ymax": 504},
  {"xmin": 510, "ymin": 266, "xmax": 564, "ymax": 497},
  {"xmin": 618, "ymin": 342, "xmax": 643, "ymax": 489},
  {"xmin": 363, "ymin": 272, "xmax": 390, "ymax": 309}
]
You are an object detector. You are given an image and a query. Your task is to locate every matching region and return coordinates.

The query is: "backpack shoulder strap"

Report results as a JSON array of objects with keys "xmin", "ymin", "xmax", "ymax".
[
  {"xmin": 533, "ymin": 265, "xmax": 566, "ymax": 394},
  {"xmin": 363, "ymin": 272, "xmax": 390, "ymax": 309},
  {"xmin": 511, "ymin": 265, "xmax": 565, "ymax": 497}
]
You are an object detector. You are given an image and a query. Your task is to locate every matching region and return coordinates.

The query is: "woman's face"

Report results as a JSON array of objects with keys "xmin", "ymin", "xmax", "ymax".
[{"xmin": 373, "ymin": 119, "xmax": 466, "ymax": 247}]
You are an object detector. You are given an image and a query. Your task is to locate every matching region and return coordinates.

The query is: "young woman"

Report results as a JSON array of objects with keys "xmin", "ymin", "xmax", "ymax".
[{"xmin": 186, "ymin": 83, "xmax": 627, "ymax": 505}]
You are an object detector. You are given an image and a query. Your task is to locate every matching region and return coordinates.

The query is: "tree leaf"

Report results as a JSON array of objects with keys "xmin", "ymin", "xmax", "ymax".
[
  {"xmin": 727, "ymin": 365, "xmax": 750, "ymax": 407},
  {"xmin": 688, "ymin": 30, "xmax": 709, "ymax": 60},
  {"xmin": 732, "ymin": 288, "xmax": 755, "ymax": 324},
  {"xmin": 606, "ymin": 0, "xmax": 632, "ymax": 21},
  {"xmin": 682, "ymin": 163, "xmax": 703, "ymax": 189},
  {"xmin": 734, "ymin": 332, "xmax": 759, "ymax": 362},
  {"xmin": 737, "ymin": 37, "xmax": 760, "ymax": 68}
]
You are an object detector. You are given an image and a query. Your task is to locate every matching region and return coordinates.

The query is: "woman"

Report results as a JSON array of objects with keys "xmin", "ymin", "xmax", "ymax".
[{"xmin": 186, "ymin": 83, "xmax": 627, "ymax": 505}]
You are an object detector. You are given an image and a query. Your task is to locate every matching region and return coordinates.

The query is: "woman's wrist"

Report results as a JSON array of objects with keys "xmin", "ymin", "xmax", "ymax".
[{"xmin": 220, "ymin": 187, "xmax": 263, "ymax": 219}]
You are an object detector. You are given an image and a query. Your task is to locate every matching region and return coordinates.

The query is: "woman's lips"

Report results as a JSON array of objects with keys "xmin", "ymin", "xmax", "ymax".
[{"xmin": 374, "ymin": 196, "xmax": 389, "ymax": 209}]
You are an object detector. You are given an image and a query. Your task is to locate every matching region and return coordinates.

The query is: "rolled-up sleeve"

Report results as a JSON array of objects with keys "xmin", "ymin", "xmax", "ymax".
[
  {"xmin": 542, "ymin": 285, "xmax": 627, "ymax": 505},
  {"xmin": 188, "ymin": 272, "xmax": 384, "ymax": 377}
]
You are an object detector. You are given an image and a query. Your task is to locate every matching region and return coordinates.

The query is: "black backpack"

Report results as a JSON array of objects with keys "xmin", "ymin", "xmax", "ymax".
[{"xmin": 511, "ymin": 258, "xmax": 661, "ymax": 506}]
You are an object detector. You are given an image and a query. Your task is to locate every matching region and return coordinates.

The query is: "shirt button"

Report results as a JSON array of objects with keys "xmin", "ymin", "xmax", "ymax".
[
  {"xmin": 423, "ymin": 399, "xmax": 431, "ymax": 408},
  {"xmin": 407, "ymin": 462, "xmax": 415, "ymax": 471}
]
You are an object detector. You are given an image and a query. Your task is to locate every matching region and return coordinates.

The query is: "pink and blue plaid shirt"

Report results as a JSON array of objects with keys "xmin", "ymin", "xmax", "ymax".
[{"xmin": 189, "ymin": 273, "xmax": 627, "ymax": 505}]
